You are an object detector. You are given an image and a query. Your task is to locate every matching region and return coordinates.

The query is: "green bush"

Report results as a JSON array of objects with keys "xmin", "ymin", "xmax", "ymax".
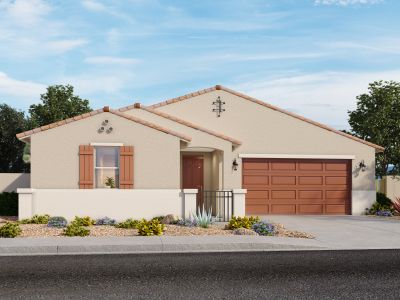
[
  {"xmin": 0, "ymin": 222, "xmax": 22, "ymax": 238},
  {"xmin": 151, "ymin": 216, "xmax": 165, "ymax": 222},
  {"xmin": 376, "ymin": 192, "xmax": 392, "ymax": 207},
  {"xmin": 72, "ymin": 216, "xmax": 95, "ymax": 227},
  {"xmin": 368, "ymin": 201, "xmax": 394, "ymax": 215},
  {"xmin": 63, "ymin": 223, "xmax": 90, "ymax": 237},
  {"xmin": 20, "ymin": 214, "xmax": 50, "ymax": 224},
  {"xmin": 116, "ymin": 218, "xmax": 140, "ymax": 229},
  {"xmin": 47, "ymin": 216, "xmax": 68, "ymax": 228},
  {"xmin": 0, "ymin": 192, "xmax": 18, "ymax": 216},
  {"xmin": 228, "ymin": 216, "xmax": 260, "ymax": 230},
  {"xmin": 137, "ymin": 219, "xmax": 165, "ymax": 236}
]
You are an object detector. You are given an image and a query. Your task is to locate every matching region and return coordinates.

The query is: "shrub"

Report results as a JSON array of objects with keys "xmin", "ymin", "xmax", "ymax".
[
  {"xmin": 177, "ymin": 218, "xmax": 197, "ymax": 227},
  {"xmin": 228, "ymin": 216, "xmax": 260, "ymax": 230},
  {"xmin": 137, "ymin": 219, "xmax": 165, "ymax": 236},
  {"xmin": 375, "ymin": 210, "xmax": 393, "ymax": 217},
  {"xmin": 252, "ymin": 222, "xmax": 275, "ymax": 236},
  {"xmin": 95, "ymin": 217, "xmax": 116, "ymax": 226},
  {"xmin": 20, "ymin": 214, "xmax": 50, "ymax": 224},
  {"xmin": 376, "ymin": 192, "xmax": 392, "ymax": 207},
  {"xmin": 116, "ymin": 218, "xmax": 140, "ymax": 229},
  {"xmin": 72, "ymin": 216, "xmax": 95, "ymax": 227},
  {"xmin": 0, "ymin": 222, "xmax": 22, "ymax": 238},
  {"xmin": 63, "ymin": 223, "xmax": 90, "ymax": 237},
  {"xmin": 47, "ymin": 216, "xmax": 68, "ymax": 228},
  {"xmin": 368, "ymin": 202, "xmax": 394, "ymax": 215},
  {"xmin": 190, "ymin": 207, "xmax": 213, "ymax": 228},
  {"xmin": 0, "ymin": 192, "xmax": 18, "ymax": 216},
  {"xmin": 151, "ymin": 216, "xmax": 165, "ymax": 222}
]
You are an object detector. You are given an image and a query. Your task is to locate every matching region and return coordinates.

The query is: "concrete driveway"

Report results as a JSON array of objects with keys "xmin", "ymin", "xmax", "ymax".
[{"xmin": 265, "ymin": 215, "xmax": 400, "ymax": 249}]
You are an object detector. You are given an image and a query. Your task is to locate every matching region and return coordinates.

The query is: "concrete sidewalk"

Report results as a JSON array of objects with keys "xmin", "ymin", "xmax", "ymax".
[{"xmin": 0, "ymin": 235, "xmax": 326, "ymax": 256}]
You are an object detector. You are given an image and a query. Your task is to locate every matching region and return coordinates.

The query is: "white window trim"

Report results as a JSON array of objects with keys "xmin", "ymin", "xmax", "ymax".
[
  {"xmin": 91, "ymin": 142, "xmax": 124, "ymax": 147},
  {"xmin": 238, "ymin": 154, "xmax": 356, "ymax": 160}
]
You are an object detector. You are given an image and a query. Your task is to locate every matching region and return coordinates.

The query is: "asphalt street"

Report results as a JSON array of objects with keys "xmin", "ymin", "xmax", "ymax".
[{"xmin": 0, "ymin": 250, "xmax": 399, "ymax": 299}]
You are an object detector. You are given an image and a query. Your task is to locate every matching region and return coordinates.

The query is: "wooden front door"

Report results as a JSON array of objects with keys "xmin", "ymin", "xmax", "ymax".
[{"xmin": 182, "ymin": 156, "xmax": 204, "ymax": 206}]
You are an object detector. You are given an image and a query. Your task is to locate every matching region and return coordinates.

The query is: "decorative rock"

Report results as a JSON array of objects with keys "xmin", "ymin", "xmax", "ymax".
[
  {"xmin": 161, "ymin": 214, "xmax": 177, "ymax": 224},
  {"xmin": 233, "ymin": 228, "xmax": 258, "ymax": 236}
]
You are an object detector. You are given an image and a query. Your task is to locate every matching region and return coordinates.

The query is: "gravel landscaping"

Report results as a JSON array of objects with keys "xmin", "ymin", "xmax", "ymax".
[{"xmin": 0, "ymin": 218, "xmax": 313, "ymax": 239}]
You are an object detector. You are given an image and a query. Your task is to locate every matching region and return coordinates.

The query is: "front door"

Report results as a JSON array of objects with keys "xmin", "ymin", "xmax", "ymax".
[{"xmin": 182, "ymin": 156, "xmax": 204, "ymax": 206}]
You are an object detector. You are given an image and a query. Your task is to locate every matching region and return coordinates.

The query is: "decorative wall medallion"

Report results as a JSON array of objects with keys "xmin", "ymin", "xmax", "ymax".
[
  {"xmin": 98, "ymin": 120, "xmax": 113, "ymax": 134},
  {"xmin": 212, "ymin": 96, "xmax": 225, "ymax": 117}
]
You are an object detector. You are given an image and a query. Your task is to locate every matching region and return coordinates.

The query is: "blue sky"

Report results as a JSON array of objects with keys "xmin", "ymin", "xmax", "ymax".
[{"xmin": 0, "ymin": 0, "xmax": 399, "ymax": 129}]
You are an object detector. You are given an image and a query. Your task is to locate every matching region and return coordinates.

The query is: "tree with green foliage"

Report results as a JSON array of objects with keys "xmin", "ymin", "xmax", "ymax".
[
  {"xmin": 348, "ymin": 80, "xmax": 400, "ymax": 177},
  {"xmin": 29, "ymin": 85, "xmax": 91, "ymax": 127},
  {"xmin": 0, "ymin": 104, "xmax": 29, "ymax": 172}
]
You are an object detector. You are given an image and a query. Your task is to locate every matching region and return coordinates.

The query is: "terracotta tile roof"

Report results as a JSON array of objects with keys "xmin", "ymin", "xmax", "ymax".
[
  {"xmin": 119, "ymin": 104, "xmax": 242, "ymax": 145},
  {"xmin": 16, "ymin": 106, "xmax": 192, "ymax": 142},
  {"xmin": 146, "ymin": 85, "xmax": 384, "ymax": 152}
]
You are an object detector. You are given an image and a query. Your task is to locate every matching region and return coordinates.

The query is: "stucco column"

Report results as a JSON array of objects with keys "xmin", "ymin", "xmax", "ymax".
[
  {"xmin": 17, "ymin": 188, "xmax": 34, "ymax": 220},
  {"xmin": 183, "ymin": 189, "xmax": 198, "ymax": 219},
  {"xmin": 232, "ymin": 189, "xmax": 247, "ymax": 217}
]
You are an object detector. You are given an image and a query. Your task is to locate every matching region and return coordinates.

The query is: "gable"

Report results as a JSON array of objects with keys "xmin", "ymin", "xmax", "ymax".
[{"xmin": 147, "ymin": 85, "xmax": 383, "ymax": 152}]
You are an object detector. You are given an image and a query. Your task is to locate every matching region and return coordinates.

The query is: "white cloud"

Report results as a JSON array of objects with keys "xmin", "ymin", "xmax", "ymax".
[
  {"xmin": 233, "ymin": 70, "xmax": 400, "ymax": 129},
  {"xmin": 46, "ymin": 39, "xmax": 88, "ymax": 54},
  {"xmin": 81, "ymin": 0, "xmax": 107, "ymax": 12},
  {"xmin": 0, "ymin": 71, "xmax": 46, "ymax": 103},
  {"xmin": 2, "ymin": 0, "xmax": 51, "ymax": 26},
  {"xmin": 84, "ymin": 56, "xmax": 140, "ymax": 65},
  {"xmin": 315, "ymin": 0, "xmax": 383, "ymax": 5}
]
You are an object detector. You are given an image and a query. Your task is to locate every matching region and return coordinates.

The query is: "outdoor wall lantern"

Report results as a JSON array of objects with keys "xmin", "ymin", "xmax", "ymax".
[
  {"xmin": 232, "ymin": 159, "xmax": 239, "ymax": 171},
  {"xmin": 358, "ymin": 160, "xmax": 367, "ymax": 172}
]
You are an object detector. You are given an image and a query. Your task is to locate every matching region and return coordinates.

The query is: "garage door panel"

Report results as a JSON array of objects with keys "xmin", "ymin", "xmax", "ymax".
[
  {"xmin": 271, "ymin": 162, "xmax": 296, "ymax": 171},
  {"xmin": 246, "ymin": 205, "xmax": 269, "ymax": 215},
  {"xmin": 326, "ymin": 205, "xmax": 347, "ymax": 214},
  {"xmin": 271, "ymin": 204, "xmax": 296, "ymax": 214},
  {"xmin": 298, "ymin": 162, "xmax": 323, "ymax": 171},
  {"xmin": 325, "ymin": 162, "xmax": 348, "ymax": 171},
  {"xmin": 243, "ymin": 175, "xmax": 269, "ymax": 185},
  {"xmin": 298, "ymin": 176, "xmax": 323, "ymax": 185},
  {"xmin": 243, "ymin": 158, "xmax": 351, "ymax": 215},
  {"xmin": 326, "ymin": 176, "xmax": 347, "ymax": 185},
  {"xmin": 298, "ymin": 190, "xmax": 323, "ymax": 199},
  {"xmin": 243, "ymin": 161, "xmax": 269, "ymax": 170},
  {"xmin": 247, "ymin": 190, "xmax": 269, "ymax": 199},
  {"xmin": 271, "ymin": 176, "xmax": 296, "ymax": 185},
  {"xmin": 298, "ymin": 204, "xmax": 324, "ymax": 214},
  {"xmin": 271, "ymin": 190, "xmax": 296, "ymax": 199}
]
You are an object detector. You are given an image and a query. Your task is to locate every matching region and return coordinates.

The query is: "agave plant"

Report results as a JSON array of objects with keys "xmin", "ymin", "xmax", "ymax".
[
  {"xmin": 392, "ymin": 197, "xmax": 400, "ymax": 214},
  {"xmin": 190, "ymin": 206, "xmax": 213, "ymax": 228}
]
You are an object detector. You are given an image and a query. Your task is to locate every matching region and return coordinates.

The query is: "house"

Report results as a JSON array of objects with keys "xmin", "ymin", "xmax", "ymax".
[{"xmin": 16, "ymin": 85, "xmax": 383, "ymax": 220}]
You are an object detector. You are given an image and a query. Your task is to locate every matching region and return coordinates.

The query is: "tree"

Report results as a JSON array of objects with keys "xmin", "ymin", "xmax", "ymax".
[
  {"xmin": 29, "ymin": 85, "xmax": 91, "ymax": 127},
  {"xmin": 0, "ymin": 104, "xmax": 29, "ymax": 172},
  {"xmin": 348, "ymin": 80, "xmax": 400, "ymax": 177}
]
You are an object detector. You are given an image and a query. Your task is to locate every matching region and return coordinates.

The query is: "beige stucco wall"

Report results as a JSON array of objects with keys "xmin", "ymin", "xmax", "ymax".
[
  {"xmin": 0, "ymin": 173, "xmax": 30, "ymax": 192},
  {"xmin": 30, "ymin": 112, "xmax": 181, "ymax": 189},
  {"xmin": 155, "ymin": 90, "xmax": 377, "ymax": 195}
]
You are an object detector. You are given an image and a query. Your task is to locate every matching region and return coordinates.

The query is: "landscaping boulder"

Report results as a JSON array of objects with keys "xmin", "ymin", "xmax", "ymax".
[
  {"xmin": 161, "ymin": 214, "xmax": 177, "ymax": 224},
  {"xmin": 233, "ymin": 228, "xmax": 258, "ymax": 236}
]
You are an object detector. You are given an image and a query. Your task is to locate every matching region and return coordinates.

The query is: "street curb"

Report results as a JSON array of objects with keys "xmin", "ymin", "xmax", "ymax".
[{"xmin": 0, "ymin": 236, "xmax": 326, "ymax": 256}]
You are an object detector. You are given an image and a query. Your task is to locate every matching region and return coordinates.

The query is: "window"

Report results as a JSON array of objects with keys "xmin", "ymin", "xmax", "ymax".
[{"xmin": 94, "ymin": 146, "xmax": 119, "ymax": 188}]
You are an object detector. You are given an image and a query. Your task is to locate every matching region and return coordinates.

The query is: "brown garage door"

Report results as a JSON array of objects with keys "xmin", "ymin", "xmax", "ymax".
[{"xmin": 243, "ymin": 158, "xmax": 351, "ymax": 215}]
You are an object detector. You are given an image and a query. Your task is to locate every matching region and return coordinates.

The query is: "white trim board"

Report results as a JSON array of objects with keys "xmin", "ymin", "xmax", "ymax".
[{"xmin": 238, "ymin": 154, "xmax": 356, "ymax": 160}]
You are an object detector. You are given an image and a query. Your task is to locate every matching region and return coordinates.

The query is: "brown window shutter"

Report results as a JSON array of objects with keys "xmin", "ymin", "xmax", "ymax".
[
  {"xmin": 119, "ymin": 146, "xmax": 134, "ymax": 189},
  {"xmin": 79, "ymin": 145, "xmax": 94, "ymax": 189}
]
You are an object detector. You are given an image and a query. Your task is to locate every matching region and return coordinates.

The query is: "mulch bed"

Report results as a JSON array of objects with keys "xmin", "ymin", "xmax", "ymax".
[{"xmin": 0, "ymin": 218, "xmax": 313, "ymax": 239}]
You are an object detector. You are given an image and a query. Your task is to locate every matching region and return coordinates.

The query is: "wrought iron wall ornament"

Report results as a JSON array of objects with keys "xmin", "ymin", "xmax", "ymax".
[
  {"xmin": 98, "ymin": 120, "xmax": 113, "ymax": 134},
  {"xmin": 212, "ymin": 96, "xmax": 225, "ymax": 117}
]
